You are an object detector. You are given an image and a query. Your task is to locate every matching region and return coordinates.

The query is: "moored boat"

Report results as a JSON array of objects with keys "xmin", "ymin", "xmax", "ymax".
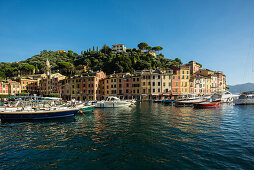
[
  {"xmin": 79, "ymin": 105, "xmax": 95, "ymax": 113},
  {"xmin": 95, "ymin": 96, "xmax": 133, "ymax": 108},
  {"xmin": 193, "ymin": 101, "xmax": 220, "ymax": 108},
  {"xmin": 0, "ymin": 108, "xmax": 79, "ymax": 121},
  {"xmin": 175, "ymin": 94, "xmax": 205, "ymax": 106},
  {"xmin": 211, "ymin": 91, "xmax": 234, "ymax": 103},
  {"xmin": 234, "ymin": 91, "xmax": 254, "ymax": 105}
]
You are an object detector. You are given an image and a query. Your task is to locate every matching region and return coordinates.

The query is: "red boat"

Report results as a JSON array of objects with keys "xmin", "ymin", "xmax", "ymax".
[{"xmin": 193, "ymin": 101, "xmax": 220, "ymax": 108}]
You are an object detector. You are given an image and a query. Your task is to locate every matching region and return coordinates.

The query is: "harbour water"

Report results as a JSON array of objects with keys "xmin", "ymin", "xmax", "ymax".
[{"xmin": 0, "ymin": 102, "xmax": 254, "ymax": 169}]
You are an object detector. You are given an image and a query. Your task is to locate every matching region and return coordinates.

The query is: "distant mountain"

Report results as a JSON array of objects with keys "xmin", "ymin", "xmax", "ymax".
[{"xmin": 228, "ymin": 83, "xmax": 254, "ymax": 94}]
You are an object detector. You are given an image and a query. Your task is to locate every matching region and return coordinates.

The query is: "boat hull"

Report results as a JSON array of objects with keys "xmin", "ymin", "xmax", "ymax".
[
  {"xmin": 95, "ymin": 102, "xmax": 132, "ymax": 108},
  {"xmin": 175, "ymin": 99, "xmax": 205, "ymax": 106},
  {"xmin": 193, "ymin": 102, "xmax": 220, "ymax": 108},
  {"xmin": 80, "ymin": 106, "xmax": 95, "ymax": 113},
  {"xmin": 233, "ymin": 98, "xmax": 254, "ymax": 105},
  {"xmin": 0, "ymin": 109, "xmax": 78, "ymax": 120}
]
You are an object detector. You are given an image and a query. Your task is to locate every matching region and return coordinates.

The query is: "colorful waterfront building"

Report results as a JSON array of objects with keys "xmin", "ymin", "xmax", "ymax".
[
  {"xmin": 180, "ymin": 65, "xmax": 190, "ymax": 94},
  {"xmin": 0, "ymin": 82, "xmax": 9, "ymax": 96},
  {"xmin": 62, "ymin": 71, "xmax": 106, "ymax": 101},
  {"xmin": 171, "ymin": 66, "xmax": 181, "ymax": 98},
  {"xmin": 101, "ymin": 73, "xmax": 130, "ymax": 100},
  {"xmin": 215, "ymin": 71, "xmax": 226, "ymax": 92},
  {"xmin": 7, "ymin": 80, "xmax": 21, "ymax": 96}
]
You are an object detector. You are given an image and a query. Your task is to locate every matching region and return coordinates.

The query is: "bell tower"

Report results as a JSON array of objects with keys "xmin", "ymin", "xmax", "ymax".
[{"xmin": 45, "ymin": 58, "xmax": 51, "ymax": 76}]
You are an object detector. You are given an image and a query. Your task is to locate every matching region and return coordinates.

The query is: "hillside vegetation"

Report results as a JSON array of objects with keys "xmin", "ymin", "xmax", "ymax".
[{"xmin": 0, "ymin": 43, "xmax": 182, "ymax": 78}]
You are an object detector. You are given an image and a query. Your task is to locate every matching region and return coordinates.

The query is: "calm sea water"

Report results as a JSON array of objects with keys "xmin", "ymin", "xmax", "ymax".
[{"xmin": 0, "ymin": 102, "xmax": 254, "ymax": 169}]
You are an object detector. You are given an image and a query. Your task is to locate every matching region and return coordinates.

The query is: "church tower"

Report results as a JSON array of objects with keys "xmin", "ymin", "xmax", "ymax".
[{"xmin": 45, "ymin": 58, "xmax": 51, "ymax": 76}]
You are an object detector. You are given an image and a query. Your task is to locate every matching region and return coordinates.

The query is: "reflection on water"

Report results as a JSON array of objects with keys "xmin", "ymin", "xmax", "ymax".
[{"xmin": 1, "ymin": 102, "xmax": 254, "ymax": 169}]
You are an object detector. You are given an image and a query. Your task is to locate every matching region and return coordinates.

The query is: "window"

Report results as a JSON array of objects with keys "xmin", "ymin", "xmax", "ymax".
[
  {"xmin": 137, "ymin": 90, "xmax": 139, "ymax": 94},
  {"xmin": 143, "ymin": 82, "xmax": 145, "ymax": 86},
  {"xmin": 23, "ymin": 82, "xmax": 24, "ymax": 84},
  {"xmin": 163, "ymin": 83, "xmax": 165, "ymax": 86},
  {"xmin": 169, "ymin": 76, "xmax": 171, "ymax": 79},
  {"xmin": 137, "ymin": 78, "xmax": 139, "ymax": 81},
  {"xmin": 119, "ymin": 84, "xmax": 122, "ymax": 88},
  {"xmin": 187, "ymin": 76, "xmax": 189, "ymax": 79},
  {"xmin": 107, "ymin": 80, "xmax": 109, "ymax": 83},
  {"xmin": 169, "ymin": 82, "xmax": 171, "ymax": 86},
  {"xmin": 133, "ymin": 78, "xmax": 135, "ymax": 81},
  {"xmin": 153, "ymin": 82, "xmax": 155, "ymax": 86},
  {"xmin": 158, "ymin": 82, "xmax": 160, "ymax": 86},
  {"xmin": 126, "ymin": 90, "xmax": 129, "ymax": 93},
  {"xmin": 182, "ymin": 76, "xmax": 184, "ymax": 79},
  {"xmin": 158, "ymin": 75, "xmax": 160, "ymax": 79},
  {"xmin": 178, "ymin": 76, "xmax": 180, "ymax": 79},
  {"xmin": 127, "ymin": 83, "xmax": 129, "ymax": 87},
  {"xmin": 133, "ymin": 90, "xmax": 135, "ymax": 93},
  {"xmin": 114, "ymin": 79, "xmax": 116, "ymax": 82},
  {"xmin": 13, "ymin": 91, "xmax": 15, "ymax": 93},
  {"xmin": 111, "ymin": 79, "xmax": 113, "ymax": 82},
  {"xmin": 148, "ymin": 76, "xmax": 151, "ymax": 79},
  {"xmin": 13, "ymin": 85, "xmax": 15, "ymax": 88},
  {"xmin": 72, "ymin": 85, "xmax": 74, "ymax": 88},
  {"xmin": 111, "ymin": 85, "xmax": 113, "ymax": 88},
  {"xmin": 143, "ymin": 89, "xmax": 145, "ymax": 93},
  {"xmin": 148, "ymin": 89, "xmax": 151, "ymax": 93},
  {"xmin": 187, "ymin": 71, "xmax": 189, "ymax": 74},
  {"xmin": 72, "ymin": 91, "xmax": 75, "ymax": 94},
  {"xmin": 173, "ymin": 76, "xmax": 175, "ymax": 79},
  {"xmin": 153, "ymin": 76, "xmax": 155, "ymax": 79},
  {"xmin": 107, "ymin": 90, "xmax": 109, "ymax": 94},
  {"xmin": 114, "ymin": 85, "xmax": 116, "ymax": 88},
  {"xmin": 158, "ymin": 88, "xmax": 160, "ymax": 92},
  {"xmin": 148, "ymin": 82, "xmax": 151, "ymax": 85},
  {"xmin": 175, "ymin": 82, "xmax": 178, "ymax": 86},
  {"xmin": 119, "ymin": 79, "xmax": 121, "ymax": 82},
  {"xmin": 153, "ymin": 89, "xmax": 155, "ymax": 92},
  {"xmin": 163, "ymin": 75, "xmax": 165, "ymax": 79},
  {"xmin": 182, "ymin": 70, "xmax": 184, "ymax": 74}
]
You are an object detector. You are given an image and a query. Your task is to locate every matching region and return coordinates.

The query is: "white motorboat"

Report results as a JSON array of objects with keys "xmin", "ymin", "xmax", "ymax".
[
  {"xmin": 95, "ymin": 96, "xmax": 134, "ymax": 108},
  {"xmin": 234, "ymin": 91, "xmax": 254, "ymax": 105},
  {"xmin": 211, "ymin": 91, "xmax": 235, "ymax": 103}
]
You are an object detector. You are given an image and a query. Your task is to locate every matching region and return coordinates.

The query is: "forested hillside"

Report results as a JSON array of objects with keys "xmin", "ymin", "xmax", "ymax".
[{"xmin": 0, "ymin": 43, "xmax": 182, "ymax": 78}]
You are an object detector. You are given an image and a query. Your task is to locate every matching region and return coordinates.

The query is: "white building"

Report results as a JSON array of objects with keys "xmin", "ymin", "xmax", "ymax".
[{"xmin": 112, "ymin": 44, "xmax": 126, "ymax": 52}]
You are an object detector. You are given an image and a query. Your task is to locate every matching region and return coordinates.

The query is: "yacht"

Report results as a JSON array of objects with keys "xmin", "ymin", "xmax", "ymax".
[
  {"xmin": 95, "ymin": 96, "xmax": 134, "ymax": 108},
  {"xmin": 211, "ymin": 91, "xmax": 235, "ymax": 103},
  {"xmin": 234, "ymin": 91, "xmax": 254, "ymax": 105}
]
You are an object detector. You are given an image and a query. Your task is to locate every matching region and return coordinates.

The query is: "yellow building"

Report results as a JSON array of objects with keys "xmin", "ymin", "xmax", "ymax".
[{"xmin": 180, "ymin": 65, "xmax": 190, "ymax": 94}]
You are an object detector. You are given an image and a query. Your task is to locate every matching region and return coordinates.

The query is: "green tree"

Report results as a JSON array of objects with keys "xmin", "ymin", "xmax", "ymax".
[{"xmin": 138, "ymin": 42, "xmax": 149, "ymax": 50}]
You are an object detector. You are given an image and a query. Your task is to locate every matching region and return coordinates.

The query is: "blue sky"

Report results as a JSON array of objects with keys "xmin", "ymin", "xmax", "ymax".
[{"xmin": 1, "ymin": 0, "xmax": 254, "ymax": 85}]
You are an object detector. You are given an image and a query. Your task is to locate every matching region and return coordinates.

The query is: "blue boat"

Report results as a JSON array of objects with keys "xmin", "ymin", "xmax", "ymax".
[
  {"xmin": 163, "ymin": 99, "xmax": 175, "ymax": 104},
  {"xmin": 0, "ymin": 108, "xmax": 79, "ymax": 121}
]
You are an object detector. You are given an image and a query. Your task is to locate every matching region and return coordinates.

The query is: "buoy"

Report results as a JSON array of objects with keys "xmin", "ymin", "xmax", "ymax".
[{"xmin": 79, "ymin": 110, "xmax": 83, "ymax": 114}]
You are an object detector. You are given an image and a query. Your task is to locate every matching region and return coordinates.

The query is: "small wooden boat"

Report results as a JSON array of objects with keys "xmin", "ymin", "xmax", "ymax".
[
  {"xmin": 0, "ymin": 108, "xmax": 79, "ymax": 121},
  {"xmin": 193, "ymin": 101, "xmax": 220, "ymax": 108}
]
